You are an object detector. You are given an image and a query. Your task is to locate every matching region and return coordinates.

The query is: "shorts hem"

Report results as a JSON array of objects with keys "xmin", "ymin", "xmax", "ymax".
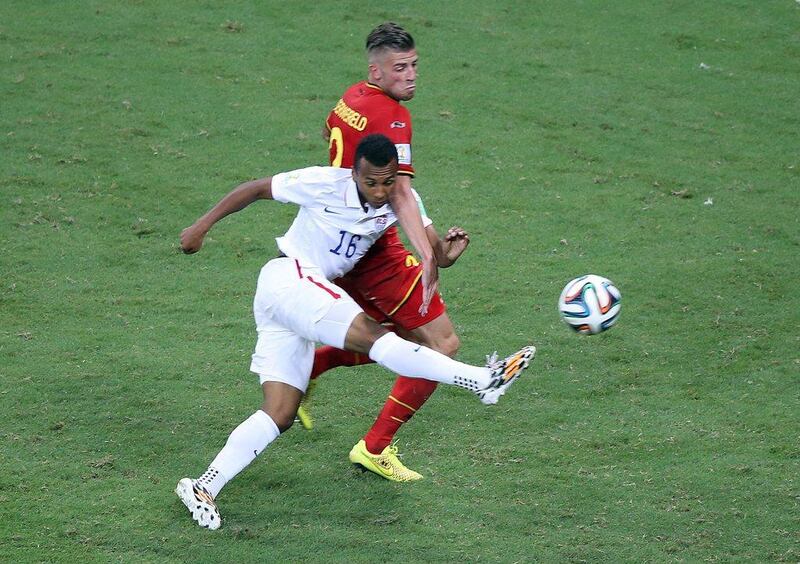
[{"xmin": 251, "ymin": 368, "xmax": 309, "ymax": 393}]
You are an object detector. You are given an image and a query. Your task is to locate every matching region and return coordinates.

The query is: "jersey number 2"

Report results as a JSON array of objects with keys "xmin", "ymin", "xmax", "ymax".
[{"xmin": 328, "ymin": 126, "xmax": 344, "ymax": 167}]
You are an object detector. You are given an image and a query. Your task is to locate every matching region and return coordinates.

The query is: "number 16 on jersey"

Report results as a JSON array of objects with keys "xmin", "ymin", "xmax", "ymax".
[{"xmin": 330, "ymin": 230, "xmax": 362, "ymax": 258}]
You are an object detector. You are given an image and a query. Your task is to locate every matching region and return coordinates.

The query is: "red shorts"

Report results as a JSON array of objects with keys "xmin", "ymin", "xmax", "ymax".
[{"xmin": 336, "ymin": 228, "xmax": 446, "ymax": 331}]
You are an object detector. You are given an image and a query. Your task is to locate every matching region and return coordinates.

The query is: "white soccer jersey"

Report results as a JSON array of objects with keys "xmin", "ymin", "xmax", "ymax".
[{"xmin": 271, "ymin": 166, "xmax": 432, "ymax": 280}]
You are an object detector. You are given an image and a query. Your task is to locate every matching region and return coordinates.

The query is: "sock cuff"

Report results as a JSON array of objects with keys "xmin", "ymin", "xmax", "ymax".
[
  {"xmin": 368, "ymin": 332, "xmax": 403, "ymax": 363},
  {"xmin": 254, "ymin": 409, "xmax": 280, "ymax": 437}
]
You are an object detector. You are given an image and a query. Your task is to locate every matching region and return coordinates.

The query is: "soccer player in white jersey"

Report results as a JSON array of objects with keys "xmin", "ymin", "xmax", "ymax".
[{"xmin": 175, "ymin": 134, "xmax": 535, "ymax": 530}]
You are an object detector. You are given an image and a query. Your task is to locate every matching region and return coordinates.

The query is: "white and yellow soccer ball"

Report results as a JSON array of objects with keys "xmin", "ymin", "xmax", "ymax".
[{"xmin": 558, "ymin": 275, "xmax": 621, "ymax": 335}]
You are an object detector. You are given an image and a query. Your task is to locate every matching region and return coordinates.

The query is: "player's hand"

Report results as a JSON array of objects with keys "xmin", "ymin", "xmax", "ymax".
[
  {"xmin": 419, "ymin": 255, "xmax": 439, "ymax": 316},
  {"xmin": 180, "ymin": 223, "xmax": 208, "ymax": 254},
  {"xmin": 442, "ymin": 226, "xmax": 470, "ymax": 264}
]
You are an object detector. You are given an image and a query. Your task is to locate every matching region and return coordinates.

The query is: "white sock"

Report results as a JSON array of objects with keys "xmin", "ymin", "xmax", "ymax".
[
  {"xmin": 197, "ymin": 410, "xmax": 280, "ymax": 498},
  {"xmin": 368, "ymin": 332, "xmax": 490, "ymax": 391}
]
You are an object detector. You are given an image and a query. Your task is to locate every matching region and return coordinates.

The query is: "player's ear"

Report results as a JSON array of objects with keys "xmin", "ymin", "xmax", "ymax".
[{"xmin": 368, "ymin": 62, "xmax": 381, "ymax": 82}]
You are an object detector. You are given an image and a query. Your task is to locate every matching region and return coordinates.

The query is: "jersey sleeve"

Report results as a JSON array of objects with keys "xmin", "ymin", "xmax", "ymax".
[
  {"xmin": 389, "ymin": 106, "xmax": 414, "ymax": 176},
  {"xmin": 411, "ymin": 188, "xmax": 433, "ymax": 228},
  {"xmin": 368, "ymin": 104, "xmax": 413, "ymax": 175},
  {"xmin": 271, "ymin": 167, "xmax": 335, "ymax": 208}
]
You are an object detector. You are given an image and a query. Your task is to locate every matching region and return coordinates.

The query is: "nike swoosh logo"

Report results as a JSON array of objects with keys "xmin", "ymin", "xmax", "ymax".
[
  {"xmin": 413, "ymin": 345, "xmax": 422, "ymax": 352},
  {"xmin": 323, "ymin": 206, "xmax": 341, "ymax": 214}
]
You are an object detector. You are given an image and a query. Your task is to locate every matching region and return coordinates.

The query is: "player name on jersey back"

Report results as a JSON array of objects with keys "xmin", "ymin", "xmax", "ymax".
[{"xmin": 332, "ymin": 99, "xmax": 367, "ymax": 132}]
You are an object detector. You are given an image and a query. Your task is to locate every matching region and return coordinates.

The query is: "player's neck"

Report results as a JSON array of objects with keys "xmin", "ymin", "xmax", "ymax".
[{"xmin": 365, "ymin": 80, "xmax": 400, "ymax": 103}]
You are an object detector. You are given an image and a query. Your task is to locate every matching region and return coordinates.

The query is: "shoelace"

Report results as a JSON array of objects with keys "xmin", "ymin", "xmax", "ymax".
[
  {"xmin": 385, "ymin": 443, "xmax": 403, "ymax": 458},
  {"xmin": 381, "ymin": 444, "xmax": 420, "ymax": 480}
]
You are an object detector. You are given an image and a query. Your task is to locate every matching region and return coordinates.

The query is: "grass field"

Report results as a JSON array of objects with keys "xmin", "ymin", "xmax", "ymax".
[{"xmin": 1, "ymin": 1, "xmax": 798, "ymax": 561}]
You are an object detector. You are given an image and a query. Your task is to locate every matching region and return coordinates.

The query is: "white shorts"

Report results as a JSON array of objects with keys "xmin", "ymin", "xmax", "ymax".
[{"xmin": 249, "ymin": 258, "xmax": 363, "ymax": 391}]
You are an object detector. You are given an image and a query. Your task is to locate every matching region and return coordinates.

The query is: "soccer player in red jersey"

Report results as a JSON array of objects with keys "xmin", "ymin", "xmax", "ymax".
[{"xmin": 300, "ymin": 22, "xmax": 466, "ymax": 482}]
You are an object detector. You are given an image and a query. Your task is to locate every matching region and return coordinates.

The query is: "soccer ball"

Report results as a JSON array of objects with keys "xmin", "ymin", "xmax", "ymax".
[{"xmin": 558, "ymin": 275, "xmax": 621, "ymax": 335}]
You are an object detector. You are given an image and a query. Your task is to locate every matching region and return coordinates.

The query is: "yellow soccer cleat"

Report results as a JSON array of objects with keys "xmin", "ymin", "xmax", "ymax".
[
  {"xmin": 296, "ymin": 379, "xmax": 316, "ymax": 430},
  {"xmin": 296, "ymin": 405, "xmax": 313, "ymax": 431},
  {"xmin": 349, "ymin": 439, "xmax": 423, "ymax": 482}
]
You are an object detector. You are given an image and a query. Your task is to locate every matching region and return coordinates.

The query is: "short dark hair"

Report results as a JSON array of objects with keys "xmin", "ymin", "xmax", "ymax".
[
  {"xmin": 365, "ymin": 22, "xmax": 414, "ymax": 56},
  {"xmin": 353, "ymin": 134, "xmax": 398, "ymax": 170}
]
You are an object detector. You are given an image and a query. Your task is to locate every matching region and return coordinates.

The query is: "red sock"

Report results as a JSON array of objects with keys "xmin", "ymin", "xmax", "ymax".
[
  {"xmin": 363, "ymin": 376, "xmax": 438, "ymax": 454},
  {"xmin": 311, "ymin": 345, "xmax": 373, "ymax": 379}
]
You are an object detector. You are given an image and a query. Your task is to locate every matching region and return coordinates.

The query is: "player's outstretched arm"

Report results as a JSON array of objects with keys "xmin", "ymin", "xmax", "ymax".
[
  {"xmin": 180, "ymin": 177, "xmax": 274, "ymax": 254},
  {"xmin": 427, "ymin": 225, "xmax": 470, "ymax": 268},
  {"xmin": 390, "ymin": 174, "xmax": 438, "ymax": 315}
]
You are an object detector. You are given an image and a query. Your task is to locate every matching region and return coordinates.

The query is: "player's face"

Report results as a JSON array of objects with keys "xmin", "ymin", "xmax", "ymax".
[
  {"xmin": 353, "ymin": 157, "xmax": 399, "ymax": 208},
  {"xmin": 370, "ymin": 49, "xmax": 418, "ymax": 101}
]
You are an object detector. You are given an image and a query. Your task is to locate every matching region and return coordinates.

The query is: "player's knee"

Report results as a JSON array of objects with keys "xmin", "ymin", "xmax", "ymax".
[
  {"xmin": 260, "ymin": 381, "xmax": 303, "ymax": 432},
  {"xmin": 275, "ymin": 416, "xmax": 295, "ymax": 433},
  {"xmin": 439, "ymin": 332, "xmax": 460, "ymax": 358},
  {"xmin": 344, "ymin": 312, "xmax": 389, "ymax": 353},
  {"xmin": 261, "ymin": 406, "xmax": 295, "ymax": 432},
  {"xmin": 420, "ymin": 330, "xmax": 459, "ymax": 358}
]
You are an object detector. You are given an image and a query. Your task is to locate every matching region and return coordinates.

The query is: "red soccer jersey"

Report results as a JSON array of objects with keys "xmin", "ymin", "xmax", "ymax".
[
  {"xmin": 325, "ymin": 81, "xmax": 414, "ymax": 176},
  {"xmin": 324, "ymin": 80, "xmax": 445, "ymax": 327}
]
